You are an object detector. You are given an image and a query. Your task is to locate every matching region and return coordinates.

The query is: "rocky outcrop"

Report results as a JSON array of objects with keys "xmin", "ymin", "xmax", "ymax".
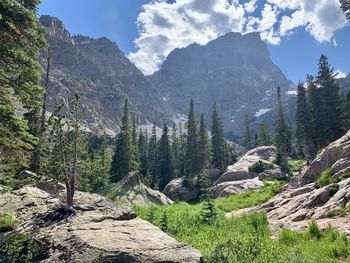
[
  {"xmin": 0, "ymin": 186, "xmax": 202, "ymax": 263},
  {"xmin": 40, "ymin": 15, "xmax": 170, "ymax": 135},
  {"xmin": 149, "ymin": 32, "xmax": 293, "ymax": 135},
  {"xmin": 210, "ymin": 178, "xmax": 264, "ymax": 198},
  {"xmin": 105, "ymin": 172, "xmax": 173, "ymax": 206},
  {"xmin": 216, "ymin": 146, "xmax": 278, "ymax": 184},
  {"xmin": 163, "ymin": 177, "xmax": 200, "ymax": 201},
  {"xmin": 300, "ymin": 129, "xmax": 350, "ymax": 185}
]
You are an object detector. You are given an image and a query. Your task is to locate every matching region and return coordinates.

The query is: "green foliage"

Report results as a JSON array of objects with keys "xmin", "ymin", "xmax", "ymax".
[
  {"xmin": 257, "ymin": 121, "xmax": 272, "ymax": 147},
  {"xmin": 211, "ymin": 102, "xmax": 225, "ymax": 170},
  {"xmin": 0, "ymin": 0, "xmax": 46, "ymax": 167},
  {"xmin": 243, "ymin": 113, "xmax": 252, "ymax": 151},
  {"xmin": 0, "ymin": 214, "xmax": 18, "ymax": 232},
  {"xmin": 315, "ymin": 169, "xmax": 335, "ymax": 188},
  {"xmin": 158, "ymin": 124, "xmax": 174, "ymax": 191},
  {"xmin": 308, "ymin": 220, "xmax": 321, "ymax": 240},
  {"xmin": 0, "ymin": 232, "xmax": 51, "ymax": 262},
  {"xmin": 288, "ymin": 160, "xmax": 306, "ymax": 173},
  {"xmin": 327, "ymin": 204, "xmax": 350, "ymax": 218},
  {"xmin": 198, "ymin": 113, "xmax": 210, "ymax": 170},
  {"xmin": 159, "ymin": 212, "xmax": 169, "ymax": 232},
  {"xmin": 248, "ymin": 160, "xmax": 274, "ymax": 174},
  {"xmin": 200, "ymin": 198, "xmax": 217, "ymax": 224},
  {"xmin": 148, "ymin": 124, "xmax": 159, "ymax": 188},
  {"xmin": 146, "ymin": 207, "xmax": 156, "ymax": 223}
]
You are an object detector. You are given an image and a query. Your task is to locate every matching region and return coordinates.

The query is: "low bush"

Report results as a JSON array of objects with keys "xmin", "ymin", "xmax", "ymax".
[
  {"xmin": 308, "ymin": 220, "xmax": 321, "ymax": 240},
  {"xmin": 248, "ymin": 160, "xmax": 274, "ymax": 174},
  {"xmin": 0, "ymin": 215, "xmax": 18, "ymax": 233},
  {"xmin": 315, "ymin": 169, "xmax": 336, "ymax": 188}
]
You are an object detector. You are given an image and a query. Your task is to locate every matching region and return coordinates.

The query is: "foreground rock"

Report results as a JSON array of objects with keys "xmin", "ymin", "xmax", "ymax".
[
  {"xmin": 0, "ymin": 186, "xmax": 202, "ymax": 263},
  {"xmin": 105, "ymin": 172, "xmax": 173, "ymax": 206},
  {"xmin": 300, "ymin": 129, "xmax": 350, "ymax": 185}
]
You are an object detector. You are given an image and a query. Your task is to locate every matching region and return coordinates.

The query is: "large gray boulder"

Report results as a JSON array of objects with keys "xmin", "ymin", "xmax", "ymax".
[
  {"xmin": 106, "ymin": 172, "xmax": 173, "ymax": 206},
  {"xmin": 0, "ymin": 186, "xmax": 203, "ymax": 263},
  {"xmin": 210, "ymin": 178, "xmax": 264, "ymax": 198},
  {"xmin": 300, "ymin": 129, "xmax": 350, "ymax": 185},
  {"xmin": 215, "ymin": 146, "xmax": 277, "ymax": 184},
  {"xmin": 163, "ymin": 177, "xmax": 200, "ymax": 201}
]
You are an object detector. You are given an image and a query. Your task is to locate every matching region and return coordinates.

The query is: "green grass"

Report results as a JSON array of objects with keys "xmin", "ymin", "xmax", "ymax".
[
  {"xmin": 135, "ymin": 181, "xmax": 350, "ymax": 262},
  {"xmin": 0, "ymin": 214, "xmax": 18, "ymax": 233},
  {"xmin": 327, "ymin": 204, "xmax": 350, "ymax": 218},
  {"xmin": 288, "ymin": 160, "xmax": 306, "ymax": 173},
  {"xmin": 315, "ymin": 169, "xmax": 336, "ymax": 188}
]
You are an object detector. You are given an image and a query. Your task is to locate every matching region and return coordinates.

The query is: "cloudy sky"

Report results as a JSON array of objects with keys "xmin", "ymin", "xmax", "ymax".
[{"xmin": 39, "ymin": 0, "xmax": 349, "ymax": 83}]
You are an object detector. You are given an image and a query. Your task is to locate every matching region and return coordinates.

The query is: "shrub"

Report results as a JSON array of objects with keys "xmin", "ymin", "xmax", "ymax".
[
  {"xmin": 248, "ymin": 160, "xmax": 274, "ymax": 174},
  {"xmin": 308, "ymin": 220, "xmax": 321, "ymax": 239},
  {"xmin": 315, "ymin": 169, "xmax": 335, "ymax": 188},
  {"xmin": 159, "ymin": 212, "xmax": 169, "ymax": 232},
  {"xmin": 288, "ymin": 160, "xmax": 306, "ymax": 173},
  {"xmin": 200, "ymin": 198, "xmax": 217, "ymax": 224},
  {"xmin": 0, "ymin": 215, "xmax": 18, "ymax": 233}
]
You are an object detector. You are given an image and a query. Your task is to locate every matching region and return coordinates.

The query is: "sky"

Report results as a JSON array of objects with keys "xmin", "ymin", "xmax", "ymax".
[{"xmin": 38, "ymin": 0, "xmax": 350, "ymax": 84}]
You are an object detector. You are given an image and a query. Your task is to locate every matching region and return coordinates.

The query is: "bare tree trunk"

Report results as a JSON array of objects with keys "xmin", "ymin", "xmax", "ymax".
[{"xmin": 32, "ymin": 48, "xmax": 51, "ymax": 174}]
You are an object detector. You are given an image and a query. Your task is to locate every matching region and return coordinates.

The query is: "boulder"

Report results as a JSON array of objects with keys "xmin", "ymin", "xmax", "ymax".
[
  {"xmin": 259, "ymin": 168, "xmax": 285, "ymax": 180},
  {"xmin": 206, "ymin": 168, "xmax": 222, "ymax": 182},
  {"xmin": 210, "ymin": 178, "xmax": 264, "ymax": 198},
  {"xmin": 300, "ymin": 129, "xmax": 350, "ymax": 185},
  {"xmin": 0, "ymin": 186, "xmax": 203, "ymax": 263},
  {"xmin": 106, "ymin": 172, "xmax": 173, "ymax": 206},
  {"xmin": 215, "ymin": 146, "xmax": 277, "ymax": 184},
  {"xmin": 163, "ymin": 177, "xmax": 199, "ymax": 201},
  {"xmin": 16, "ymin": 170, "xmax": 39, "ymax": 180}
]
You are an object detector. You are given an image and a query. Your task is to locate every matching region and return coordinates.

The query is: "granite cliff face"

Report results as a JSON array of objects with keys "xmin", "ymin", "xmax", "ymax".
[
  {"xmin": 149, "ymin": 32, "xmax": 293, "ymax": 135},
  {"xmin": 40, "ymin": 15, "xmax": 170, "ymax": 135}
]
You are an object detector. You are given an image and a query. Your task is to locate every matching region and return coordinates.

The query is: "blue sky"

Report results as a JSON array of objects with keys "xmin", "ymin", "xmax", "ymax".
[{"xmin": 39, "ymin": 0, "xmax": 350, "ymax": 83}]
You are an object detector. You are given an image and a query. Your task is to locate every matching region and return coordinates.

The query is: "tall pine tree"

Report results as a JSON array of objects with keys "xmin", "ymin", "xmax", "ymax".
[
  {"xmin": 110, "ymin": 99, "xmax": 138, "ymax": 183},
  {"xmin": 158, "ymin": 124, "xmax": 174, "ymax": 191},
  {"xmin": 138, "ymin": 129, "xmax": 148, "ymax": 178},
  {"xmin": 317, "ymin": 55, "xmax": 343, "ymax": 143},
  {"xmin": 274, "ymin": 86, "xmax": 289, "ymax": 172},
  {"xmin": 211, "ymin": 102, "xmax": 225, "ymax": 170},
  {"xmin": 148, "ymin": 124, "xmax": 159, "ymax": 188},
  {"xmin": 185, "ymin": 99, "xmax": 199, "ymax": 178},
  {"xmin": 257, "ymin": 121, "xmax": 272, "ymax": 146},
  {"xmin": 198, "ymin": 113, "xmax": 210, "ymax": 170}
]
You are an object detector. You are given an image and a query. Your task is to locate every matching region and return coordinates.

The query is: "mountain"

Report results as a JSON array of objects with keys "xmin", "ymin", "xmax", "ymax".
[
  {"xmin": 39, "ymin": 15, "xmax": 170, "ymax": 135},
  {"xmin": 149, "ymin": 32, "xmax": 293, "ymax": 137}
]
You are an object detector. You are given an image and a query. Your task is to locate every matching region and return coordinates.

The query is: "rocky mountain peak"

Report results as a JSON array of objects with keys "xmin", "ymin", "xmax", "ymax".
[{"xmin": 40, "ymin": 15, "xmax": 73, "ymax": 44}]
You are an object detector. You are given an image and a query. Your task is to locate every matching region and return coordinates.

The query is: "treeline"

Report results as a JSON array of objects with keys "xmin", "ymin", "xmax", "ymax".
[
  {"xmin": 295, "ymin": 55, "xmax": 350, "ymax": 160},
  {"xmin": 110, "ymin": 99, "xmax": 236, "ymax": 191}
]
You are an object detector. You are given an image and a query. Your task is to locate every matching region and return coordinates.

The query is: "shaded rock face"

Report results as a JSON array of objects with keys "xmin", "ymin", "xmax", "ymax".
[
  {"xmin": 106, "ymin": 172, "xmax": 173, "ymax": 206},
  {"xmin": 40, "ymin": 15, "xmax": 170, "ymax": 135},
  {"xmin": 0, "ymin": 186, "xmax": 203, "ymax": 263},
  {"xmin": 300, "ymin": 129, "xmax": 350, "ymax": 185},
  {"xmin": 216, "ymin": 146, "xmax": 277, "ymax": 184},
  {"xmin": 149, "ymin": 32, "xmax": 292, "ymax": 135},
  {"xmin": 163, "ymin": 177, "xmax": 200, "ymax": 201},
  {"xmin": 210, "ymin": 178, "xmax": 264, "ymax": 198}
]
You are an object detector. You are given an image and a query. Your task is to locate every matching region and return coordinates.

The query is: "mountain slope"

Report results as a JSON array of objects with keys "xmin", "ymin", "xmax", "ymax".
[
  {"xmin": 40, "ymin": 15, "xmax": 170, "ymax": 135},
  {"xmin": 149, "ymin": 32, "xmax": 293, "ymax": 136}
]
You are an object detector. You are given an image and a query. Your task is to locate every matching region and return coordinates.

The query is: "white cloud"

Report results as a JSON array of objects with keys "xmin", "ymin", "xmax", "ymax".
[{"xmin": 128, "ymin": 0, "xmax": 348, "ymax": 75}]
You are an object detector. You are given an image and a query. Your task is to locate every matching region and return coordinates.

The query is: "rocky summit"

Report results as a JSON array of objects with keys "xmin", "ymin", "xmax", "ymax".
[
  {"xmin": 39, "ymin": 15, "xmax": 170, "ymax": 135},
  {"xmin": 149, "ymin": 32, "xmax": 293, "ymax": 135},
  {"xmin": 0, "ymin": 185, "xmax": 202, "ymax": 263}
]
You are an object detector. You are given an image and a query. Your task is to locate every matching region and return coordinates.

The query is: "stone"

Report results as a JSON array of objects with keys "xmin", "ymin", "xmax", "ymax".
[
  {"xmin": 0, "ymin": 186, "xmax": 203, "ymax": 263},
  {"xmin": 163, "ymin": 177, "xmax": 199, "ymax": 201},
  {"xmin": 216, "ymin": 146, "xmax": 277, "ymax": 184},
  {"xmin": 206, "ymin": 168, "xmax": 222, "ymax": 182},
  {"xmin": 104, "ymin": 172, "xmax": 173, "ymax": 206},
  {"xmin": 259, "ymin": 168, "xmax": 285, "ymax": 180},
  {"xmin": 17, "ymin": 170, "xmax": 39, "ymax": 180},
  {"xmin": 300, "ymin": 129, "xmax": 350, "ymax": 185},
  {"xmin": 210, "ymin": 178, "xmax": 264, "ymax": 198}
]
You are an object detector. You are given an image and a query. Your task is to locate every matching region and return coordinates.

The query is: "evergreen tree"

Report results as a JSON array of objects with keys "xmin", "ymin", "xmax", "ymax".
[
  {"xmin": 340, "ymin": 0, "xmax": 350, "ymax": 19},
  {"xmin": 132, "ymin": 115, "xmax": 137, "ymax": 147},
  {"xmin": 148, "ymin": 124, "xmax": 159, "ymax": 188},
  {"xmin": 295, "ymin": 82, "xmax": 313, "ymax": 159},
  {"xmin": 317, "ymin": 55, "xmax": 343, "ymax": 143},
  {"xmin": 243, "ymin": 113, "xmax": 252, "ymax": 151},
  {"xmin": 343, "ymin": 91, "xmax": 350, "ymax": 131},
  {"xmin": 274, "ymin": 86, "xmax": 289, "ymax": 172},
  {"xmin": 159, "ymin": 212, "xmax": 169, "ymax": 232},
  {"xmin": 198, "ymin": 113, "xmax": 210, "ymax": 170},
  {"xmin": 200, "ymin": 198, "xmax": 217, "ymax": 224},
  {"xmin": 138, "ymin": 129, "xmax": 149, "ymax": 178},
  {"xmin": 171, "ymin": 123, "xmax": 180, "ymax": 177},
  {"xmin": 211, "ymin": 102, "xmax": 225, "ymax": 170},
  {"xmin": 257, "ymin": 121, "xmax": 272, "ymax": 146},
  {"xmin": 185, "ymin": 99, "xmax": 199, "ymax": 178},
  {"xmin": 158, "ymin": 124, "xmax": 174, "ymax": 191},
  {"xmin": 110, "ymin": 99, "xmax": 138, "ymax": 183},
  {"xmin": 307, "ymin": 75, "xmax": 326, "ymax": 150},
  {"xmin": 0, "ymin": 0, "xmax": 46, "ymax": 167}
]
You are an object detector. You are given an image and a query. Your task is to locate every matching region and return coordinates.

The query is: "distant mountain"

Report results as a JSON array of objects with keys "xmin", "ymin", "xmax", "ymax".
[
  {"xmin": 149, "ymin": 32, "xmax": 293, "ymax": 137},
  {"xmin": 40, "ymin": 15, "xmax": 170, "ymax": 135},
  {"xmin": 338, "ymin": 74, "xmax": 350, "ymax": 94}
]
